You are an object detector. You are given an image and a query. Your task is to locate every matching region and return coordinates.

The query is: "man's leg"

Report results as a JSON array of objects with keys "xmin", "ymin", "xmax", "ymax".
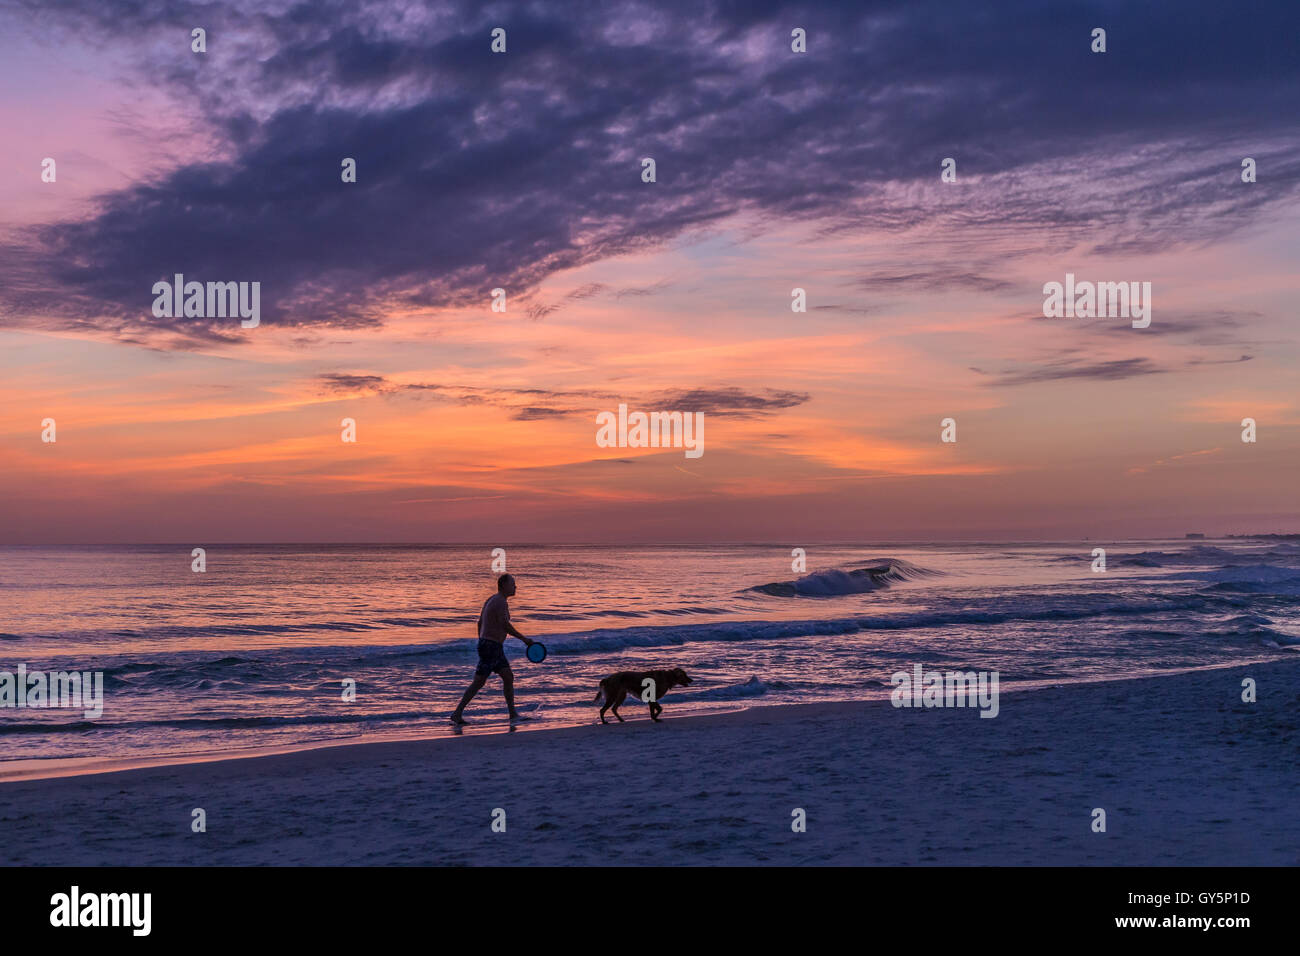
[
  {"xmin": 451, "ymin": 672, "xmax": 488, "ymax": 722},
  {"xmin": 500, "ymin": 666, "xmax": 524, "ymax": 719}
]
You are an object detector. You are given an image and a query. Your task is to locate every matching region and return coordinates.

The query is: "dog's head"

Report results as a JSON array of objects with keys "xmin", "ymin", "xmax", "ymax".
[{"xmin": 671, "ymin": 667, "xmax": 693, "ymax": 687}]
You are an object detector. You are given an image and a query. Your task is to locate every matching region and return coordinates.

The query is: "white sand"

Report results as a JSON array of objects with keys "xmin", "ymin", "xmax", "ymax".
[{"xmin": 1, "ymin": 659, "xmax": 1296, "ymax": 865}]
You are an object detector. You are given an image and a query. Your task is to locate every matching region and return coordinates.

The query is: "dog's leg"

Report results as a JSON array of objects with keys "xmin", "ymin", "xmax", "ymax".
[{"xmin": 611, "ymin": 689, "xmax": 627, "ymax": 722}]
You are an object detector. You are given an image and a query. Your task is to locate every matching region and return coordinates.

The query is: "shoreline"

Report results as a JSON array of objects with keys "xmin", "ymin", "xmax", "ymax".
[
  {"xmin": 0, "ymin": 658, "xmax": 1285, "ymax": 784},
  {"xmin": 1, "ymin": 658, "xmax": 1296, "ymax": 865}
]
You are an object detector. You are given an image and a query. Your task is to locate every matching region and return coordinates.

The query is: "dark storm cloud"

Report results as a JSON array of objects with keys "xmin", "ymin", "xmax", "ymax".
[{"xmin": 3, "ymin": 0, "xmax": 1298, "ymax": 343}]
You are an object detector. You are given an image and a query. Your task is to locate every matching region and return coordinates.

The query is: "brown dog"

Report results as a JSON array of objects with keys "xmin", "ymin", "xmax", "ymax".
[{"xmin": 594, "ymin": 668, "xmax": 693, "ymax": 723}]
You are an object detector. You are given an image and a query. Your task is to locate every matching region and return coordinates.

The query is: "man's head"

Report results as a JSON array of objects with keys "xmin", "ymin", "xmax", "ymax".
[{"xmin": 497, "ymin": 573, "xmax": 516, "ymax": 597}]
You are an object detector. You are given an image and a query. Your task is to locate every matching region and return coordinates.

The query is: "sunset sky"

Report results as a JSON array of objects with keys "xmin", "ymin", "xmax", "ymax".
[{"xmin": 1, "ymin": 0, "xmax": 1297, "ymax": 544}]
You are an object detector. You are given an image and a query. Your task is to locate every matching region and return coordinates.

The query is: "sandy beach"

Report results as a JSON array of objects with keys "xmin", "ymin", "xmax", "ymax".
[{"xmin": 0, "ymin": 658, "xmax": 1294, "ymax": 866}]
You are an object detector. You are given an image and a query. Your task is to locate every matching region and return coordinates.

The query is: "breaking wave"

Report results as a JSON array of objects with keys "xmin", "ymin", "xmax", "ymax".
[{"xmin": 749, "ymin": 558, "xmax": 942, "ymax": 597}]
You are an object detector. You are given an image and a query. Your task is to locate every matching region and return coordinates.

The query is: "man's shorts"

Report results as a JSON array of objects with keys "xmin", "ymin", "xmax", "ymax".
[{"xmin": 475, "ymin": 638, "xmax": 511, "ymax": 677}]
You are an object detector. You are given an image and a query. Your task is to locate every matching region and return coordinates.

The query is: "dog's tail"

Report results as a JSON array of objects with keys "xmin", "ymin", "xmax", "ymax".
[{"xmin": 593, "ymin": 683, "xmax": 605, "ymax": 705}]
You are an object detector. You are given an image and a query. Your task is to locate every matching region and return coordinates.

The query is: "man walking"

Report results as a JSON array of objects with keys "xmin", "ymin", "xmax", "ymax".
[{"xmin": 450, "ymin": 573, "xmax": 536, "ymax": 725}]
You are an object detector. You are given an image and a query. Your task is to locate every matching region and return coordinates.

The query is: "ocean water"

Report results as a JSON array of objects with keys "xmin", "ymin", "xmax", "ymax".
[{"xmin": 2, "ymin": 540, "xmax": 1298, "ymax": 770}]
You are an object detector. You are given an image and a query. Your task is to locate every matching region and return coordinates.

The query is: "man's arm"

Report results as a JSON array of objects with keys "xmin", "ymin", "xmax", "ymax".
[{"xmin": 505, "ymin": 621, "xmax": 532, "ymax": 645}]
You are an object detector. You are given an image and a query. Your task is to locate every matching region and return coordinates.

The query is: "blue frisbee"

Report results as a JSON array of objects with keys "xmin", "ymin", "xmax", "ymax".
[{"xmin": 526, "ymin": 642, "xmax": 547, "ymax": 663}]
